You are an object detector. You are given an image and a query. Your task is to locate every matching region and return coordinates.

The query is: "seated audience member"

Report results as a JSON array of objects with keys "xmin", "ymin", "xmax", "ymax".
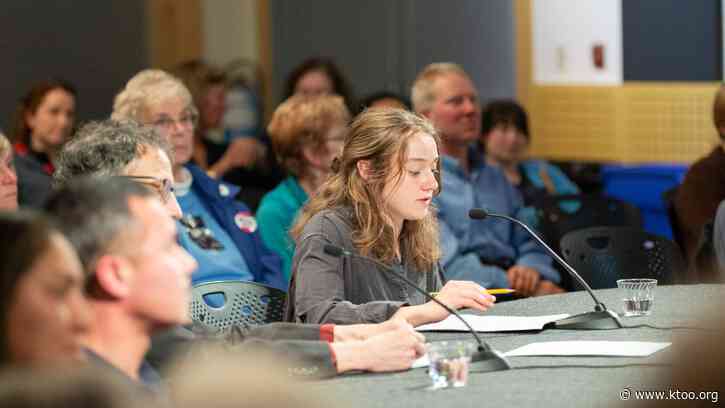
[
  {"xmin": 480, "ymin": 100, "xmax": 579, "ymax": 228},
  {"xmin": 53, "ymin": 120, "xmax": 182, "ymax": 219},
  {"xmin": 0, "ymin": 133, "xmax": 18, "ymax": 211},
  {"xmin": 11, "ymin": 79, "xmax": 76, "ymax": 208},
  {"xmin": 412, "ymin": 63, "xmax": 562, "ymax": 297},
  {"xmin": 171, "ymin": 61, "xmax": 269, "ymax": 183},
  {"xmin": 258, "ymin": 95, "xmax": 350, "ymax": 281},
  {"xmin": 674, "ymin": 84, "xmax": 725, "ymax": 273},
  {"xmin": 52, "ymin": 120, "xmax": 428, "ymax": 377},
  {"xmin": 286, "ymin": 108, "xmax": 496, "ymax": 325},
  {"xmin": 359, "ymin": 91, "xmax": 410, "ymax": 112},
  {"xmin": 45, "ymin": 177, "xmax": 196, "ymax": 395},
  {"xmin": 284, "ymin": 57, "xmax": 356, "ymax": 113},
  {"xmin": 0, "ymin": 210, "xmax": 89, "ymax": 367},
  {"xmin": 111, "ymin": 70, "xmax": 285, "ymax": 290}
]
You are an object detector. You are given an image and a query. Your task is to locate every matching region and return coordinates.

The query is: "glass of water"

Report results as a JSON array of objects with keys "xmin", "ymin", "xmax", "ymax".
[
  {"xmin": 616, "ymin": 278, "xmax": 657, "ymax": 317},
  {"xmin": 426, "ymin": 341, "xmax": 476, "ymax": 389}
]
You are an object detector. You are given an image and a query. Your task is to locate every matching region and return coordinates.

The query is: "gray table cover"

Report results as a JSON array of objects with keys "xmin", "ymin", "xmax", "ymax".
[{"xmin": 308, "ymin": 284, "xmax": 724, "ymax": 407}]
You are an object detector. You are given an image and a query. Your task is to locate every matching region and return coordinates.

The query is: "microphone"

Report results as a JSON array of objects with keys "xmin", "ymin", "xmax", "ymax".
[
  {"xmin": 468, "ymin": 208, "xmax": 622, "ymax": 330},
  {"xmin": 323, "ymin": 244, "xmax": 510, "ymax": 372}
]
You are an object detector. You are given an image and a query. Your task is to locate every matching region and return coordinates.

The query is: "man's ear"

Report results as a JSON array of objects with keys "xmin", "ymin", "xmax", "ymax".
[
  {"xmin": 356, "ymin": 160, "xmax": 372, "ymax": 181},
  {"xmin": 93, "ymin": 255, "xmax": 132, "ymax": 300}
]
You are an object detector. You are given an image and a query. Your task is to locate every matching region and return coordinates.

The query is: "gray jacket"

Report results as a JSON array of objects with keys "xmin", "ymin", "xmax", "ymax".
[{"xmin": 285, "ymin": 207, "xmax": 443, "ymax": 324}]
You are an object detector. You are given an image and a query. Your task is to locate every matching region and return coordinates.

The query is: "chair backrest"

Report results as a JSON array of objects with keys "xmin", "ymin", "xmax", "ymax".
[
  {"xmin": 560, "ymin": 226, "xmax": 685, "ymax": 290},
  {"xmin": 189, "ymin": 280, "xmax": 287, "ymax": 333},
  {"xmin": 535, "ymin": 193, "xmax": 642, "ymax": 249}
]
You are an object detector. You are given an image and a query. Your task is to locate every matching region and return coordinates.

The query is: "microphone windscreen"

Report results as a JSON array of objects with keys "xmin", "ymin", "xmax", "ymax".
[
  {"xmin": 323, "ymin": 244, "xmax": 345, "ymax": 257},
  {"xmin": 468, "ymin": 208, "xmax": 489, "ymax": 220}
]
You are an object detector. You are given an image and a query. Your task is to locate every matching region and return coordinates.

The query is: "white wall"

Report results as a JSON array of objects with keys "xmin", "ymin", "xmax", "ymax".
[
  {"xmin": 532, "ymin": 0, "xmax": 622, "ymax": 85},
  {"xmin": 202, "ymin": 0, "xmax": 259, "ymax": 66}
]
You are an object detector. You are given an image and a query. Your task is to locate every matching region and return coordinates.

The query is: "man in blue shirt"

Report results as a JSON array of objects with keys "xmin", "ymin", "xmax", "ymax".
[{"xmin": 411, "ymin": 63, "xmax": 563, "ymax": 296}]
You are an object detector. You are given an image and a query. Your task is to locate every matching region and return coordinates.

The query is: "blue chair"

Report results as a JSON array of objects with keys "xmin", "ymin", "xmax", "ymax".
[{"xmin": 189, "ymin": 280, "xmax": 286, "ymax": 333}]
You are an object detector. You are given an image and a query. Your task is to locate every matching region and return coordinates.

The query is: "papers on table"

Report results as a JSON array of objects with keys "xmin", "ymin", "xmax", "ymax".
[
  {"xmin": 503, "ymin": 341, "xmax": 671, "ymax": 357},
  {"xmin": 416, "ymin": 314, "xmax": 570, "ymax": 333}
]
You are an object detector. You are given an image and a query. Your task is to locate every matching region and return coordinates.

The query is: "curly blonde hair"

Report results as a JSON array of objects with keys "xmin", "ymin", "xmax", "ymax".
[
  {"xmin": 267, "ymin": 94, "xmax": 350, "ymax": 178},
  {"xmin": 291, "ymin": 108, "xmax": 442, "ymax": 272}
]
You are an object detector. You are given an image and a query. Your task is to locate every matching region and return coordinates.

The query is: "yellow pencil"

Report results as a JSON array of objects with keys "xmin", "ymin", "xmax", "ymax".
[{"xmin": 430, "ymin": 288, "xmax": 516, "ymax": 297}]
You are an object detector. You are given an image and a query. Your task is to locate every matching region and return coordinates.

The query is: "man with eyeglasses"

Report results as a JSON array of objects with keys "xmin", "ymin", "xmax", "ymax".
[{"xmin": 111, "ymin": 69, "xmax": 286, "ymax": 292}]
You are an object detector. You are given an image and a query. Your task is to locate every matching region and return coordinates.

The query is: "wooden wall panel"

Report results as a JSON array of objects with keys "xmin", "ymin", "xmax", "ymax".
[{"xmin": 147, "ymin": 0, "xmax": 203, "ymax": 69}]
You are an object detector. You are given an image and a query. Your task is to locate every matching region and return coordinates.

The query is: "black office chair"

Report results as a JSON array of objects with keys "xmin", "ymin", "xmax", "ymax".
[
  {"xmin": 560, "ymin": 226, "xmax": 685, "ymax": 290},
  {"xmin": 661, "ymin": 186, "xmax": 686, "ymax": 260},
  {"xmin": 189, "ymin": 280, "xmax": 287, "ymax": 334},
  {"xmin": 535, "ymin": 194, "xmax": 643, "ymax": 246},
  {"xmin": 534, "ymin": 194, "xmax": 642, "ymax": 290}
]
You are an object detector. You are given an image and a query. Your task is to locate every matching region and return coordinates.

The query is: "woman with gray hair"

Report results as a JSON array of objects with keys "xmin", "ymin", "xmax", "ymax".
[
  {"xmin": 112, "ymin": 69, "xmax": 285, "ymax": 290},
  {"xmin": 0, "ymin": 132, "xmax": 18, "ymax": 211}
]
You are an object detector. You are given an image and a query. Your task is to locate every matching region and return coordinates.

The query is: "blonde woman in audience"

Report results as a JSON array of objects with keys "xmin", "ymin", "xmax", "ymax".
[
  {"xmin": 11, "ymin": 80, "xmax": 76, "ymax": 208},
  {"xmin": 258, "ymin": 94, "xmax": 350, "ymax": 281},
  {"xmin": 0, "ymin": 211, "xmax": 89, "ymax": 366},
  {"xmin": 112, "ymin": 69, "xmax": 286, "ymax": 290},
  {"xmin": 0, "ymin": 133, "xmax": 18, "ymax": 211},
  {"xmin": 286, "ymin": 108, "xmax": 496, "ymax": 325}
]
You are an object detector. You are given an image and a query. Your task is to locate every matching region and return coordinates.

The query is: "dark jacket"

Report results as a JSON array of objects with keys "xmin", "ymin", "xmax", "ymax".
[
  {"xmin": 147, "ymin": 323, "xmax": 337, "ymax": 379},
  {"xmin": 674, "ymin": 146, "xmax": 725, "ymax": 274},
  {"xmin": 14, "ymin": 143, "xmax": 54, "ymax": 208}
]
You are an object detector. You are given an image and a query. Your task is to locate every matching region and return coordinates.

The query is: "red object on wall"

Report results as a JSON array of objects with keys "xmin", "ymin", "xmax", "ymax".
[{"xmin": 592, "ymin": 43, "xmax": 605, "ymax": 69}]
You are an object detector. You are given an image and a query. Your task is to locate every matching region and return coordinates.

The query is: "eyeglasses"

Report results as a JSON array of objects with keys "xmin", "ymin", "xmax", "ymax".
[
  {"xmin": 148, "ymin": 112, "xmax": 198, "ymax": 132},
  {"xmin": 119, "ymin": 175, "xmax": 175, "ymax": 203}
]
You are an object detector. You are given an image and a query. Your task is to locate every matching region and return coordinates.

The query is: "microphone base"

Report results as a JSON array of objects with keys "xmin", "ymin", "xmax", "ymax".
[
  {"xmin": 470, "ymin": 348, "xmax": 511, "ymax": 372},
  {"xmin": 544, "ymin": 310, "xmax": 623, "ymax": 330}
]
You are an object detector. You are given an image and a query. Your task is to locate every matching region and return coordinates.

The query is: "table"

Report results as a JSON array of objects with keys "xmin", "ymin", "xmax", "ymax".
[{"xmin": 309, "ymin": 284, "xmax": 725, "ymax": 407}]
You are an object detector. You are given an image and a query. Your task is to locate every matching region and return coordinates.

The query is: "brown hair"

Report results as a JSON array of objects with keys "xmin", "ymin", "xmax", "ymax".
[
  {"xmin": 0, "ymin": 211, "xmax": 57, "ymax": 364},
  {"xmin": 291, "ymin": 108, "xmax": 442, "ymax": 272},
  {"xmin": 11, "ymin": 79, "xmax": 76, "ymax": 145},
  {"xmin": 713, "ymin": 84, "xmax": 725, "ymax": 140},
  {"xmin": 267, "ymin": 95, "xmax": 350, "ymax": 178}
]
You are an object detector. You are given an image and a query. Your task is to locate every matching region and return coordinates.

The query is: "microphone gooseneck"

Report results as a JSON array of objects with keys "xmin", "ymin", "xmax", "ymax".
[
  {"xmin": 468, "ymin": 208, "xmax": 623, "ymax": 330},
  {"xmin": 323, "ymin": 243, "xmax": 511, "ymax": 371}
]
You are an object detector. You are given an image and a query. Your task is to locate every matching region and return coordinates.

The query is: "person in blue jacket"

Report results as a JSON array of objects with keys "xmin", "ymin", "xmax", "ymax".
[
  {"xmin": 112, "ymin": 69, "xmax": 286, "ymax": 291},
  {"xmin": 480, "ymin": 100, "xmax": 579, "ymax": 228}
]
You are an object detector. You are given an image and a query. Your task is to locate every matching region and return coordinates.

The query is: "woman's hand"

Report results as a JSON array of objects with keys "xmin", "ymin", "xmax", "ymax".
[{"xmin": 393, "ymin": 280, "xmax": 495, "ymax": 327}]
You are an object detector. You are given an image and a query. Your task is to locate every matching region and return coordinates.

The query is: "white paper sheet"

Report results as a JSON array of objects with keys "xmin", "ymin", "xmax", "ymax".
[
  {"xmin": 416, "ymin": 314, "xmax": 570, "ymax": 333},
  {"xmin": 503, "ymin": 341, "xmax": 671, "ymax": 357}
]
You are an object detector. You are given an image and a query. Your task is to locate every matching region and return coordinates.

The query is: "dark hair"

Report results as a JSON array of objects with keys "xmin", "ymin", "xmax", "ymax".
[
  {"xmin": 0, "ymin": 210, "xmax": 58, "ymax": 364},
  {"xmin": 480, "ymin": 100, "xmax": 530, "ymax": 141},
  {"xmin": 53, "ymin": 119, "xmax": 172, "ymax": 188},
  {"xmin": 11, "ymin": 79, "xmax": 77, "ymax": 145},
  {"xmin": 44, "ymin": 177, "xmax": 154, "ymax": 286},
  {"xmin": 283, "ymin": 57, "xmax": 355, "ymax": 111},
  {"xmin": 358, "ymin": 91, "xmax": 410, "ymax": 114}
]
